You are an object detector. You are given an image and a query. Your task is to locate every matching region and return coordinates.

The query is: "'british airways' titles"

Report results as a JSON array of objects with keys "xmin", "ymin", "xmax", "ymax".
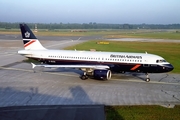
[{"xmin": 110, "ymin": 54, "xmax": 142, "ymax": 59}]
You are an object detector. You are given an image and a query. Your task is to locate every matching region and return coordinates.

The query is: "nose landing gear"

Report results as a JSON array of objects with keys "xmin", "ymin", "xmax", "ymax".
[{"xmin": 145, "ymin": 73, "xmax": 150, "ymax": 82}]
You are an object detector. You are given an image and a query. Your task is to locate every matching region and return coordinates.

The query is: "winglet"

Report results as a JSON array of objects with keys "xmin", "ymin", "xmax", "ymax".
[{"xmin": 31, "ymin": 63, "xmax": 36, "ymax": 69}]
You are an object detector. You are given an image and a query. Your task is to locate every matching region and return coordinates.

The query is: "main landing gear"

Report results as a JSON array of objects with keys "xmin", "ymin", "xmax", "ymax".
[
  {"xmin": 80, "ymin": 72, "xmax": 88, "ymax": 80},
  {"xmin": 145, "ymin": 73, "xmax": 150, "ymax": 82}
]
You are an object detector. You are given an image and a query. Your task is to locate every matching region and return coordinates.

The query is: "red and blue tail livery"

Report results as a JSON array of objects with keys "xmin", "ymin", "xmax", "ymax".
[{"xmin": 19, "ymin": 24, "xmax": 46, "ymax": 50}]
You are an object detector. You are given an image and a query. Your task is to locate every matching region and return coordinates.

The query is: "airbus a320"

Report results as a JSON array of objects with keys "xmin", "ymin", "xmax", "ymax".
[{"xmin": 18, "ymin": 24, "xmax": 174, "ymax": 82}]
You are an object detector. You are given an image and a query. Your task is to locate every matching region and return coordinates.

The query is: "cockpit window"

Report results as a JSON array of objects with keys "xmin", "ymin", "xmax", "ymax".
[{"xmin": 156, "ymin": 59, "xmax": 166, "ymax": 63}]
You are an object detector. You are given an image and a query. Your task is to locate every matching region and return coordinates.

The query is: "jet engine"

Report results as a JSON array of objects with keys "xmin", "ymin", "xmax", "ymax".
[{"xmin": 93, "ymin": 69, "xmax": 111, "ymax": 80}]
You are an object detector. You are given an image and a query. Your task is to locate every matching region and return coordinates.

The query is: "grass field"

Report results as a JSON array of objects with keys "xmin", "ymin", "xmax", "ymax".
[
  {"xmin": 1, "ymin": 29, "xmax": 180, "ymax": 39},
  {"xmin": 105, "ymin": 105, "xmax": 180, "ymax": 120},
  {"xmin": 105, "ymin": 32, "xmax": 180, "ymax": 40},
  {"xmin": 65, "ymin": 40, "xmax": 180, "ymax": 73}
]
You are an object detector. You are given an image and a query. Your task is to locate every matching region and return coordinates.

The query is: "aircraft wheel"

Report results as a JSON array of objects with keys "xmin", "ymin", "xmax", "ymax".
[
  {"xmin": 81, "ymin": 75, "xmax": 88, "ymax": 80},
  {"xmin": 146, "ymin": 78, "xmax": 150, "ymax": 82}
]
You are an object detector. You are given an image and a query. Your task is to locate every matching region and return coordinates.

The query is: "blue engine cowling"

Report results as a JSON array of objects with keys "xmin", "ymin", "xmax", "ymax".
[{"xmin": 93, "ymin": 69, "xmax": 111, "ymax": 80}]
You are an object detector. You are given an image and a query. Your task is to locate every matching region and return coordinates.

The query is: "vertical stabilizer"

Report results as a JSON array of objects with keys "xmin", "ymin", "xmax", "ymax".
[{"xmin": 19, "ymin": 24, "xmax": 46, "ymax": 50}]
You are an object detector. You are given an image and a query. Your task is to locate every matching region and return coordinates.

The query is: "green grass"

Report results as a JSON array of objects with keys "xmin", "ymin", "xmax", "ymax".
[
  {"xmin": 1, "ymin": 29, "xmax": 180, "ymax": 39},
  {"xmin": 105, "ymin": 105, "xmax": 180, "ymax": 120},
  {"xmin": 65, "ymin": 41, "xmax": 180, "ymax": 73},
  {"xmin": 103, "ymin": 30, "xmax": 180, "ymax": 40},
  {"xmin": 124, "ymin": 32, "xmax": 180, "ymax": 40}
]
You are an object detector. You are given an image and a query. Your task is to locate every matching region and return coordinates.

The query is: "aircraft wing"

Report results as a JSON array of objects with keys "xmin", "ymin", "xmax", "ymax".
[{"xmin": 31, "ymin": 63, "xmax": 110, "ymax": 69}]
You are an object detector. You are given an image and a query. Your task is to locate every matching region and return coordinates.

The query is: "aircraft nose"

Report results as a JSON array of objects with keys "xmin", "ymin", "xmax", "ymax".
[{"xmin": 164, "ymin": 64, "xmax": 174, "ymax": 72}]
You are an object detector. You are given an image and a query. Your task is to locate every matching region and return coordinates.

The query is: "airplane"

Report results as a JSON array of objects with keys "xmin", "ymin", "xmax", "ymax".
[{"xmin": 18, "ymin": 24, "xmax": 174, "ymax": 82}]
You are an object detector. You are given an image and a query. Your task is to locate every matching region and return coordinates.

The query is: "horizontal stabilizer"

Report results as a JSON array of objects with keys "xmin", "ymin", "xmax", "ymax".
[{"xmin": 31, "ymin": 63, "xmax": 36, "ymax": 69}]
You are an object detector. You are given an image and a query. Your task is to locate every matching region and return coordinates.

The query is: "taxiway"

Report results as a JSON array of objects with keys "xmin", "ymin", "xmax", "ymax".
[{"xmin": 0, "ymin": 35, "xmax": 179, "ymax": 107}]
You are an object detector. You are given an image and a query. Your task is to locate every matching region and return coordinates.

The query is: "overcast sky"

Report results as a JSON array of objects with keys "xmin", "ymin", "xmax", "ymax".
[{"xmin": 0, "ymin": 0, "xmax": 179, "ymax": 24}]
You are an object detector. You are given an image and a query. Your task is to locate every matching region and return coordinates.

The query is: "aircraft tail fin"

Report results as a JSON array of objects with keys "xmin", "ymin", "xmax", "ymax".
[{"xmin": 19, "ymin": 24, "xmax": 46, "ymax": 50}]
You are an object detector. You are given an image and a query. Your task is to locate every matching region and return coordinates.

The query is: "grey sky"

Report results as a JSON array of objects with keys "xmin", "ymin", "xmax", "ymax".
[{"xmin": 0, "ymin": 0, "xmax": 179, "ymax": 24}]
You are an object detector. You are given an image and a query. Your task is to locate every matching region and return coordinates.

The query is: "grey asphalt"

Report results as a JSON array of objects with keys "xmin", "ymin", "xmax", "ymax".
[
  {"xmin": 0, "ymin": 105, "xmax": 105, "ymax": 120},
  {"xmin": 0, "ymin": 35, "xmax": 180, "ymax": 108},
  {"xmin": 0, "ymin": 62, "xmax": 180, "ymax": 107},
  {"xmin": 0, "ymin": 34, "xmax": 102, "ymax": 41}
]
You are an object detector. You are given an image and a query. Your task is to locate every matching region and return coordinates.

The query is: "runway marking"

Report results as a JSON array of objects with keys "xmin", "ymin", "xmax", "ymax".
[
  {"xmin": 0, "ymin": 66, "xmax": 33, "ymax": 72},
  {"xmin": 0, "ymin": 66, "xmax": 179, "ymax": 86},
  {"xmin": 45, "ymin": 39, "xmax": 82, "ymax": 48},
  {"xmin": 46, "ymin": 40, "xmax": 73, "ymax": 48},
  {"xmin": 0, "ymin": 53, "xmax": 17, "ymax": 57},
  {"xmin": 0, "ymin": 66, "xmax": 78, "ymax": 77},
  {"xmin": 43, "ymin": 71, "xmax": 78, "ymax": 77},
  {"xmin": 112, "ymin": 78, "xmax": 180, "ymax": 86},
  {"xmin": 77, "ymin": 37, "xmax": 81, "ymax": 41}
]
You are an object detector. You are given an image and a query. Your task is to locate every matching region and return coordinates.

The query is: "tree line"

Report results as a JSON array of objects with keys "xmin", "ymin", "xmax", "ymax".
[{"xmin": 0, "ymin": 22, "xmax": 180, "ymax": 29}]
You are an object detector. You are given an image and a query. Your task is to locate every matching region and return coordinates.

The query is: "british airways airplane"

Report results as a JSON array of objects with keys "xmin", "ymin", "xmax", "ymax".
[{"xmin": 18, "ymin": 24, "xmax": 174, "ymax": 82}]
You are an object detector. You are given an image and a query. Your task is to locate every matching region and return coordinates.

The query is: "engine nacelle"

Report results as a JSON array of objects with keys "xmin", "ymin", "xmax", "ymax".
[{"xmin": 93, "ymin": 69, "xmax": 111, "ymax": 80}]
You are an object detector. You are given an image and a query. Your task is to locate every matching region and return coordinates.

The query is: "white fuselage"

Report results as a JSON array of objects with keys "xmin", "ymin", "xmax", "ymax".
[{"xmin": 18, "ymin": 49, "xmax": 167, "ymax": 64}]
